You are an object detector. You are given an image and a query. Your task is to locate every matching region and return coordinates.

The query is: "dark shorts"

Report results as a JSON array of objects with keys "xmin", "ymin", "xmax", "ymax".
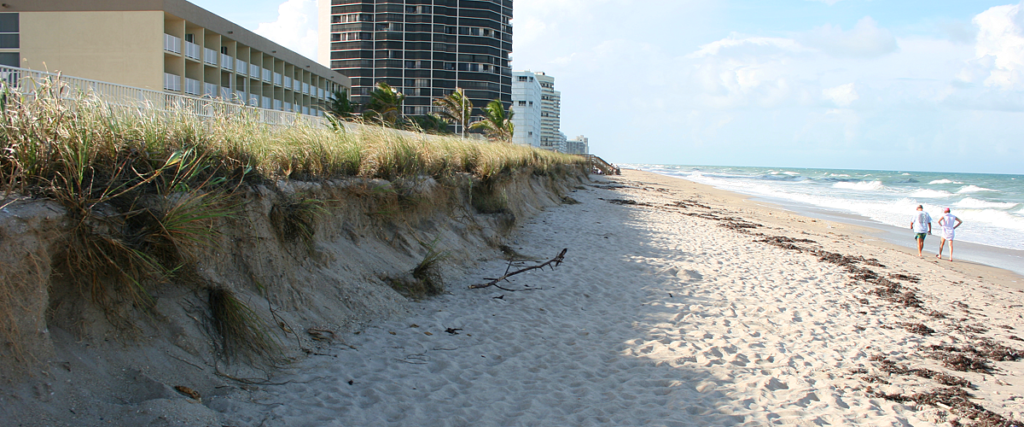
[{"xmin": 915, "ymin": 233, "xmax": 927, "ymax": 240}]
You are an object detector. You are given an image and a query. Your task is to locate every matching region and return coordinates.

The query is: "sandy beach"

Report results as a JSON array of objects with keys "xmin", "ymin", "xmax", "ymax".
[{"xmin": 208, "ymin": 169, "xmax": 1024, "ymax": 426}]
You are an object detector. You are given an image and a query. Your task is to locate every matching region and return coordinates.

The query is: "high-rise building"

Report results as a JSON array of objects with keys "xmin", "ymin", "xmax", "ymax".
[
  {"xmin": 566, "ymin": 135, "xmax": 589, "ymax": 155},
  {"xmin": 535, "ymin": 72, "xmax": 561, "ymax": 151},
  {"xmin": 511, "ymin": 71, "xmax": 542, "ymax": 147},
  {"xmin": 318, "ymin": 0, "xmax": 512, "ymax": 120},
  {"xmin": 5, "ymin": 0, "xmax": 347, "ymax": 117}
]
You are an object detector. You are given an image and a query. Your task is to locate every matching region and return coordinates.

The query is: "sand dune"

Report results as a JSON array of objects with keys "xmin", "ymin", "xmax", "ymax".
[{"xmin": 215, "ymin": 170, "xmax": 1024, "ymax": 426}]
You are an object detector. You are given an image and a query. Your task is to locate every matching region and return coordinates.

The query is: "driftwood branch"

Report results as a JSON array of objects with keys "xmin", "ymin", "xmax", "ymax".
[{"xmin": 470, "ymin": 249, "xmax": 567, "ymax": 290}]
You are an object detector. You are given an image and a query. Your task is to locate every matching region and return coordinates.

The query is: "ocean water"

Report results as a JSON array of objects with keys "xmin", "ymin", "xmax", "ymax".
[{"xmin": 630, "ymin": 165, "xmax": 1024, "ymax": 252}]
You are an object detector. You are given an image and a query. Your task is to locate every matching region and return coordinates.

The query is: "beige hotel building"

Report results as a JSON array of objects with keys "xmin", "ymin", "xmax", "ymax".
[{"xmin": 0, "ymin": 0, "xmax": 348, "ymax": 116}]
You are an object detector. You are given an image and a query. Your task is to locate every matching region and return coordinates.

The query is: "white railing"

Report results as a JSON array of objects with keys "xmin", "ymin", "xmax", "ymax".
[
  {"xmin": 221, "ymin": 54, "xmax": 233, "ymax": 70},
  {"xmin": 184, "ymin": 42, "xmax": 201, "ymax": 61},
  {"xmin": 184, "ymin": 78, "xmax": 201, "ymax": 95},
  {"xmin": 164, "ymin": 34, "xmax": 181, "ymax": 54},
  {"xmin": 203, "ymin": 82, "xmax": 218, "ymax": 97},
  {"xmin": 204, "ymin": 48, "xmax": 218, "ymax": 65},
  {"xmin": 236, "ymin": 60, "xmax": 247, "ymax": 75},
  {"xmin": 0, "ymin": 65, "xmax": 329, "ymax": 128},
  {"xmin": 163, "ymin": 73, "xmax": 181, "ymax": 92}
]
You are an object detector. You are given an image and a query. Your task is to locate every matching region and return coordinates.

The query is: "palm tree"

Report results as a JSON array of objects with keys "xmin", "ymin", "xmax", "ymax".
[
  {"xmin": 324, "ymin": 88, "xmax": 356, "ymax": 119},
  {"xmin": 363, "ymin": 82, "xmax": 405, "ymax": 126},
  {"xmin": 410, "ymin": 114, "xmax": 451, "ymax": 134},
  {"xmin": 470, "ymin": 99, "xmax": 515, "ymax": 143},
  {"xmin": 432, "ymin": 88, "xmax": 471, "ymax": 137}
]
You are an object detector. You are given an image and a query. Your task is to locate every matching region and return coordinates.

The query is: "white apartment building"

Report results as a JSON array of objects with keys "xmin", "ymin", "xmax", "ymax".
[
  {"xmin": 535, "ymin": 72, "xmax": 561, "ymax": 151},
  {"xmin": 3, "ymin": 0, "xmax": 348, "ymax": 117},
  {"xmin": 566, "ymin": 135, "xmax": 589, "ymax": 155},
  {"xmin": 511, "ymin": 71, "xmax": 542, "ymax": 147}
]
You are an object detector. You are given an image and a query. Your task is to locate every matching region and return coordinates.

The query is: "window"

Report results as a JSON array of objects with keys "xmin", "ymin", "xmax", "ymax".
[
  {"xmin": 517, "ymin": 101, "xmax": 526, "ymax": 106},
  {"xmin": 517, "ymin": 76, "xmax": 528, "ymax": 82},
  {"xmin": 0, "ymin": 13, "xmax": 17, "ymax": 50},
  {"xmin": 0, "ymin": 52, "xmax": 18, "ymax": 67}
]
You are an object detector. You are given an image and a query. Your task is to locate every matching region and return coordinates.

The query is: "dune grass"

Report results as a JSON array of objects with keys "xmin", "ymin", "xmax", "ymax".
[{"xmin": 0, "ymin": 82, "xmax": 585, "ymax": 195}]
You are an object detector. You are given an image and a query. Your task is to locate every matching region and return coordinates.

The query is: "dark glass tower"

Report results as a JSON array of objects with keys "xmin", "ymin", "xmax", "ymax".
[{"xmin": 325, "ymin": 0, "xmax": 512, "ymax": 119}]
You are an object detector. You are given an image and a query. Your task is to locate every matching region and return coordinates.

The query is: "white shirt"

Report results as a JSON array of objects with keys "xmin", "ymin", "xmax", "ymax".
[
  {"xmin": 912, "ymin": 211, "xmax": 932, "ymax": 233},
  {"xmin": 940, "ymin": 214, "xmax": 958, "ymax": 236}
]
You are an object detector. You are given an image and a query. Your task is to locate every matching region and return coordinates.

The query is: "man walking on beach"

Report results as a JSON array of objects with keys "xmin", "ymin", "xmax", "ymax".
[
  {"xmin": 937, "ymin": 207, "xmax": 963, "ymax": 262},
  {"xmin": 910, "ymin": 205, "xmax": 932, "ymax": 257}
]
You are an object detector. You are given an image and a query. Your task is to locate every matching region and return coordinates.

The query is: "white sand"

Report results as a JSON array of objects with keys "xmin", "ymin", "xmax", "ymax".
[{"xmin": 214, "ymin": 170, "xmax": 1024, "ymax": 426}]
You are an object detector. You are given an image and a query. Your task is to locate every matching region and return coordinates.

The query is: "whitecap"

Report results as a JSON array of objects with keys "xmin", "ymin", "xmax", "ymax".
[
  {"xmin": 957, "ymin": 185, "xmax": 996, "ymax": 194},
  {"xmin": 910, "ymin": 189, "xmax": 953, "ymax": 198},
  {"xmin": 833, "ymin": 181, "xmax": 884, "ymax": 191},
  {"xmin": 955, "ymin": 198, "xmax": 1019, "ymax": 210},
  {"xmin": 902, "ymin": 173, "xmax": 910, "ymax": 176},
  {"xmin": 783, "ymin": 171, "xmax": 800, "ymax": 176},
  {"xmin": 928, "ymin": 179, "xmax": 962, "ymax": 185}
]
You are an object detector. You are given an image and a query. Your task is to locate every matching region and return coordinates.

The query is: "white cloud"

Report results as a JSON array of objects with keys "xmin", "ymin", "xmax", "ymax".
[
  {"xmin": 969, "ymin": 2, "xmax": 1024, "ymax": 90},
  {"xmin": 806, "ymin": 0, "xmax": 844, "ymax": 5},
  {"xmin": 689, "ymin": 34, "xmax": 810, "ymax": 58},
  {"xmin": 254, "ymin": 0, "xmax": 318, "ymax": 60},
  {"xmin": 802, "ymin": 17, "xmax": 898, "ymax": 58},
  {"xmin": 823, "ymin": 83, "xmax": 859, "ymax": 107}
]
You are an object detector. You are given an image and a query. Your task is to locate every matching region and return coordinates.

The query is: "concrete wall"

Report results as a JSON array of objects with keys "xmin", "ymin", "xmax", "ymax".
[{"xmin": 20, "ymin": 11, "xmax": 164, "ymax": 90}]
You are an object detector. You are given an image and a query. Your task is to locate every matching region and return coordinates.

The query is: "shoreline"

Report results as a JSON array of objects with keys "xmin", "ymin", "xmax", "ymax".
[
  {"xmin": 210, "ymin": 169, "xmax": 1024, "ymax": 425},
  {"xmin": 633, "ymin": 169, "xmax": 1024, "ymax": 290}
]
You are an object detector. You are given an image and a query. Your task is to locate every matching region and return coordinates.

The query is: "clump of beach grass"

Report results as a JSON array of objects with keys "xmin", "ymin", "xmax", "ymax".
[
  {"xmin": 270, "ymin": 193, "xmax": 328, "ymax": 252},
  {"xmin": 208, "ymin": 287, "xmax": 277, "ymax": 363}
]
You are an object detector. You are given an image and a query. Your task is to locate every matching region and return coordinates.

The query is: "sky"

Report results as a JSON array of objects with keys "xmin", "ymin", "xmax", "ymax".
[{"xmin": 191, "ymin": 0, "xmax": 1024, "ymax": 174}]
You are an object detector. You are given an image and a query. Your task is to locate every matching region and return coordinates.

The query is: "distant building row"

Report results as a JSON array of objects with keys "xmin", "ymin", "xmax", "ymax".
[{"xmin": 510, "ymin": 70, "xmax": 587, "ymax": 155}]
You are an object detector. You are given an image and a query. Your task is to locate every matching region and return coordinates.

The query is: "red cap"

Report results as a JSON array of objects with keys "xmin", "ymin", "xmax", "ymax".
[{"xmin": 944, "ymin": 207, "xmax": 950, "ymax": 212}]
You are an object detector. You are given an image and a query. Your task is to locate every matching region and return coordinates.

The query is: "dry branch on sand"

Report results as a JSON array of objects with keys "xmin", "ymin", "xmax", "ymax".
[{"xmin": 470, "ymin": 249, "xmax": 567, "ymax": 291}]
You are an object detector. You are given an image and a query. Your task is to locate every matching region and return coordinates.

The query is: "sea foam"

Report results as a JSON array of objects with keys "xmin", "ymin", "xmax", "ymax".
[
  {"xmin": 834, "ymin": 181, "xmax": 884, "ymax": 191},
  {"xmin": 929, "ymin": 179, "xmax": 962, "ymax": 185},
  {"xmin": 955, "ymin": 198, "xmax": 1019, "ymax": 210},
  {"xmin": 957, "ymin": 185, "xmax": 996, "ymax": 194},
  {"xmin": 911, "ymin": 189, "xmax": 953, "ymax": 198}
]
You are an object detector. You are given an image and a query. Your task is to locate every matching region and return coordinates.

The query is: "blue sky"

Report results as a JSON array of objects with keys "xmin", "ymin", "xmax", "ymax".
[{"xmin": 192, "ymin": 0, "xmax": 1024, "ymax": 174}]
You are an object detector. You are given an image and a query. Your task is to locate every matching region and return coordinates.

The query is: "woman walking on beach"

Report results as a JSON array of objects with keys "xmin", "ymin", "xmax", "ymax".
[
  {"xmin": 910, "ymin": 205, "xmax": 932, "ymax": 257},
  {"xmin": 937, "ymin": 207, "xmax": 963, "ymax": 262}
]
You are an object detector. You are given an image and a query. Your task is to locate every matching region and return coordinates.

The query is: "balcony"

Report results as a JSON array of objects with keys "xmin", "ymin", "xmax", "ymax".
[
  {"xmin": 274, "ymin": 99, "xmax": 282, "ymax": 110},
  {"xmin": 184, "ymin": 41, "xmax": 201, "ymax": 61},
  {"xmin": 163, "ymin": 34, "xmax": 181, "ymax": 54},
  {"xmin": 262, "ymin": 96, "xmax": 271, "ymax": 109},
  {"xmin": 249, "ymin": 64, "xmax": 260, "ymax": 79},
  {"xmin": 163, "ymin": 73, "xmax": 180, "ymax": 91},
  {"xmin": 303, "ymin": 82, "xmax": 310, "ymax": 95},
  {"xmin": 293, "ymin": 80, "xmax": 301, "ymax": 91},
  {"xmin": 248, "ymin": 94, "xmax": 259, "ymax": 107},
  {"xmin": 273, "ymin": 72, "xmax": 282, "ymax": 86},
  {"xmin": 221, "ymin": 54, "xmax": 233, "ymax": 70},
  {"xmin": 284, "ymin": 76, "xmax": 292, "ymax": 88},
  {"xmin": 184, "ymin": 77, "xmax": 201, "ymax": 95},
  {"xmin": 235, "ymin": 89, "xmax": 245, "ymax": 103},
  {"xmin": 262, "ymin": 69, "xmax": 272, "ymax": 83},
  {"xmin": 204, "ymin": 48, "xmax": 218, "ymax": 66},
  {"xmin": 236, "ymin": 60, "xmax": 247, "ymax": 76},
  {"xmin": 204, "ymin": 82, "xmax": 218, "ymax": 97},
  {"xmin": 284, "ymin": 101, "xmax": 291, "ymax": 112}
]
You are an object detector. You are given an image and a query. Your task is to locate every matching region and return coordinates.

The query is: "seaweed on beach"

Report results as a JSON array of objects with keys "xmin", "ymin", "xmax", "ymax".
[
  {"xmin": 875, "ymin": 358, "xmax": 973, "ymax": 387},
  {"xmin": 902, "ymin": 323, "xmax": 937, "ymax": 335},
  {"xmin": 930, "ymin": 340, "xmax": 1024, "ymax": 363},
  {"xmin": 866, "ymin": 278, "xmax": 923, "ymax": 308},
  {"xmin": 889, "ymin": 273, "xmax": 921, "ymax": 283},
  {"xmin": 868, "ymin": 387, "xmax": 1024, "ymax": 426},
  {"xmin": 665, "ymin": 200, "xmax": 712, "ymax": 210},
  {"xmin": 602, "ymin": 198, "xmax": 653, "ymax": 207},
  {"xmin": 756, "ymin": 236, "xmax": 816, "ymax": 251}
]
